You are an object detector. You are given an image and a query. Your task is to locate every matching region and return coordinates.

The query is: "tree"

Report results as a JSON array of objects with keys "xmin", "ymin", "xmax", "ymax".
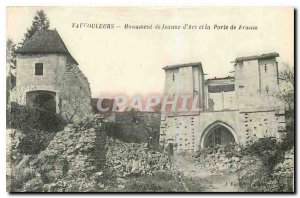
[
  {"xmin": 6, "ymin": 39, "xmax": 16, "ymax": 64},
  {"xmin": 279, "ymin": 63, "xmax": 294, "ymax": 112},
  {"xmin": 6, "ymin": 39, "xmax": 17, "ymax": 106},
  {"xmin": 22, "ymin": 10, "xmax": 50, "ymax": 44},
  {"xmin": 279, "ymin": 63, "xmax": 294, "ymax": 148}
]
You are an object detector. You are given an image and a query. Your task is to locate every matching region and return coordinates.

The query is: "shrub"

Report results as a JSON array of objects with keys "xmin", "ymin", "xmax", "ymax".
[
  {"xmin": 7, "ymin": 103, "xmax": 67, "ymax": 154},
  {"xmin": 7, "ymin": 102, "xmax": 67, "ymax": 133},
  {"xmin": 245, "ymin": 137, "xmax": 284, "ymax": 176},
  {"xmin": 240, "ymin": 137, "xmax": 294, "ymax": 192},
  {"xmin": 239, "ymin": 169, "xmax": 292, "ymax": 192},
  {"xmin": 105, "ymin": 122, "xmax": 150, "ymax": 143},
  {"xmin": 17, "ymin": 130, "xmax": 56, "ymax": 154}
]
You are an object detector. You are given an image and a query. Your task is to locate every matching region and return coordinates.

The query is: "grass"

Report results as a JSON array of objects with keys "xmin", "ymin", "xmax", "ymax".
[{"xmin": 110, "ymin": 171, "xmax": 187, "ymax": 192}]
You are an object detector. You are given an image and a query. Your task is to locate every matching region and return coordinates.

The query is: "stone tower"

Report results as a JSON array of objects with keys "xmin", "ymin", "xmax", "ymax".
[
  {"xmin": 160, "ymin": 62, "xmax": 205, "ymax": 151},
  {"xmin": 162, "ymin": 62, "xmax": 205, "ymax": 114},
  {"xmin": 11, "ymin": 29, "xmax": 92, "ymax": 122},
  {"xmin": 234, "ymin": 53, "xmax": 282, "ymax": 110}
]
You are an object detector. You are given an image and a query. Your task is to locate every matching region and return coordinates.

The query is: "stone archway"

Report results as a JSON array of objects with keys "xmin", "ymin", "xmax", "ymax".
[
  {"xmin": 26, "ymin": 90, "xmax": 57, "ymax": 113},
  {"xmin": 200, "ymin": 121, "xmax": 237, "ymax": 148}
]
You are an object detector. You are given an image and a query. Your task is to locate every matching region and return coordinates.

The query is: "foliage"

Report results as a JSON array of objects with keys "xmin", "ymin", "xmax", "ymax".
[
  {"xmin": 6, "ymin": 39, "xmax": 17, "ymax": 105},
  {"xmin": 7, "ymin": 102, "xmax": 67, "ymax": 133},
  {"xmin": 240, "ymin": 137, "xmax": 294, "ymax": 192},
  {"xmin": 105, "ymin": 122, "xmax": 149, "ymax": 143},
  {"xmin": 6, "ymin": 39, "xmax": 16, "ymax": 65},
  {"xmin": 106, "ymin": 111, "xmax": 160, "ymax": 147},
  {"xmin": 245, "ymin": 137, "xmax": 284, "ymax": 176},
  {"xmin": 18, "ymin": 130, "xmax": 56, "ymax": 154},
  {"xmin": 239, "ymin": 168, "xmax": 293, "ymax": 192},
  {"xmin": 7, "ymin": 103, "xmax": 66, "ymax": 154},
  {"xmin": 119, "ymin": 171, "xmax": 185, "ymax": 192},
  {"xmin": 22, "ymin": 10, "xmax": 50, "ymax": 44}
]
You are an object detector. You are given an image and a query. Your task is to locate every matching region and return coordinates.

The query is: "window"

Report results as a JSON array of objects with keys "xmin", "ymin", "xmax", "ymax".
[
  {"xmin": 264, "ymin": 64, "xmax": 268, "ymax": 72},
  {"xmin": 265, "ymin": 86, "xmax": 269, "ymax": 94},
  {"xmin": 11, "ymin": 74, "xmax": 16, "ymax": 89},
  {"xmin": 35, "ymin": 63, "xmax": 43, "ymax": 75}
]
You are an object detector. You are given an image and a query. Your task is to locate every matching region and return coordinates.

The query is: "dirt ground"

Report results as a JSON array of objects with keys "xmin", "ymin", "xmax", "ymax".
[{"xmin": 172, "ymin": 153, "xmax": 242, "ymax": 192}]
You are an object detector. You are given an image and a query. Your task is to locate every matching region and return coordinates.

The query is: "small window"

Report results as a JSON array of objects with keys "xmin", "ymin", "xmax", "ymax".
[
  {"xmin": 11, "ymin": 74, "xmax": 16, "ymax": 89},
  {"xmin": 35, "ymin": 63, "xmax": 43, "ymax": 75},
  {"xmin": 264, "ymin": 64, "xmax": 268, "ymax": 72}
]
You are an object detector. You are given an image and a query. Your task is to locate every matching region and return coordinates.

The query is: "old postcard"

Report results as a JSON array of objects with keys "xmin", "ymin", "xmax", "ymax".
[{"xmin": 6, "ymin": 7, "xmax": 294, "ymax": 192}]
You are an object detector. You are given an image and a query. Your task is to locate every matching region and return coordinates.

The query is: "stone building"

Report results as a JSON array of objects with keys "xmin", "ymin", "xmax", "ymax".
[
  {"xmin": 160, "ymin": 53, "xmax": 286, "ymax": 152},
  {"xmin": 10, "ymin": 29, "xmax": 92, "ymax": 123}
]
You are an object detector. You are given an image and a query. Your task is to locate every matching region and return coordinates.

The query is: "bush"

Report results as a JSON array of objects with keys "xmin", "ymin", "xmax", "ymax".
[
  {"xmin": 245, "ymin": 137, "xmax": 284, "ymax": 176},
  {"xmin": 18, "ymin": 130, "xmax": 56, "ymax": 154},
  {"xmin": 105, "ymin": 122, "xmax": 150, "ymax": 143},
  {"xmin": 240, "ymin": 137, "xmax": 294, "ymax": 192},
  {"xmin": 7, "ymin": 103, "xmax": 67, "ymax": 154},
  {"xmin": 7, "ymin": 102, "xmax": 67, "ymax": 133},
  {"xmin": 239, "ymin": 169, "xmax": 292, "ymax": 192}
]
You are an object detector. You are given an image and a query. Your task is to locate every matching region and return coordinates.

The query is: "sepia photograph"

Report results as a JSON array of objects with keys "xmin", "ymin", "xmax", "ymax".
[{"xmin": 5, "ymin": 6, "xmax": 294, "ymax": 193}]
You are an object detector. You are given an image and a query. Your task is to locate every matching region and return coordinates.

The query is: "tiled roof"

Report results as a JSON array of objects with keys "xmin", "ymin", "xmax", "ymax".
[
  {"xmin": 233, "ymin": 52, "xmax": 279, "ymax": 63},
  {"xmin": 15, "ymin": 29, "xmax": 78, "ymax": 65}
]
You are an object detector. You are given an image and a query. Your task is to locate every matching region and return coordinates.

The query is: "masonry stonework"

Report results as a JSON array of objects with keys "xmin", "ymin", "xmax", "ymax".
[
  {"xmin": 11, "ymin": 30, "xmax": 92, "ymax": 123},
  {"xmin": 160, "ymin": 53, "xmax": 286, "ymax": 152}
]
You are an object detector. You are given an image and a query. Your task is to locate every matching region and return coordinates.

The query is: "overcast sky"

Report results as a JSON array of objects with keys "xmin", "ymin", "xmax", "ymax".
[{"xmin": 7, "ymin": 7, "xmax": 294, "ymax": 98}]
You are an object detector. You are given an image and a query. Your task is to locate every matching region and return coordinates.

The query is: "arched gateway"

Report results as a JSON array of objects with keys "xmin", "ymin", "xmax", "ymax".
[
  {"xmin": 26, "ymin": 90, "xmax": 57, "ymax": 113},
  {"xmin": 200, "ymin": 121, "xmax": 237, "ymax": 148}
]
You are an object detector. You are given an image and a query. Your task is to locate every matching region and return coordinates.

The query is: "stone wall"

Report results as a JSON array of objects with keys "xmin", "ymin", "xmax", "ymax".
[
  {"xmin": 15, "ymin": 54, "xmax": 67, "ymax": 89},
  {"xmin": 58, "ymin": 63, "xmax": 92, "ymax": 123},
  {"xmin": 11, "ymin": 53, "xmax": 92, "ymax": 123},
  {"xmin": 32, "ymin": 118, "xmax": 107, "ymax": 185},
  {"xmin": 160, "ymin": 108, "xmax": 285, "ymax": 152},
  {"xmin": 160, "ymin": 55, "xmax": 286, "ymax": 152}
]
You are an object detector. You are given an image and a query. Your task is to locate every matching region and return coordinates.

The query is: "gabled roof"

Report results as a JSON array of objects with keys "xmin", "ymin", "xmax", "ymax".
[
  {"xmin": 232, "ymin": 52, "xmax": 279, "ymax": 63},
  {"xmin": 15, "ymin": 29, "xmax": 78, "ymax": 65}
]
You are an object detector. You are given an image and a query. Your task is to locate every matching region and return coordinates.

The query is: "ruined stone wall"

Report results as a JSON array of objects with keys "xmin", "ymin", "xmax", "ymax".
[
  {"xmin": 57, "ymin": 63, "xmax": 92, "ymax": 123},
  {"xmin": 33, "ymin": 119, "xmax": 107, "ymax": 186}
]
